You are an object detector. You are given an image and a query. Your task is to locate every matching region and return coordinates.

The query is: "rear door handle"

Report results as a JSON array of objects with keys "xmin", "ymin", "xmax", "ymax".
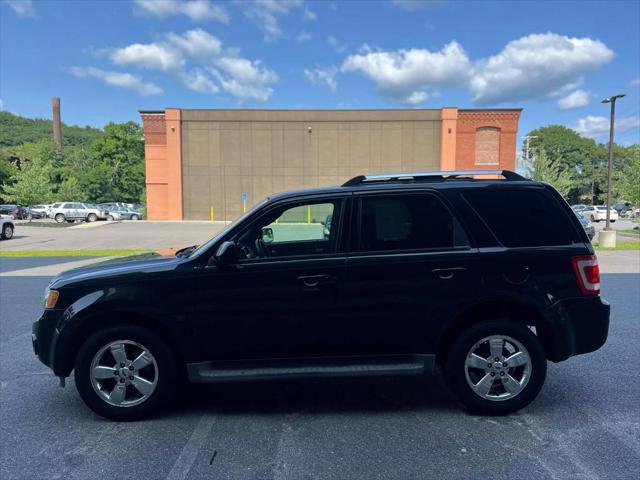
[
  {"xmin": 297, "ymin": 274, "xmax": 336, "ymax": 287},
  {"xmin": 431, "ymin": 267, "xmax": 466, "ymax": 280}
]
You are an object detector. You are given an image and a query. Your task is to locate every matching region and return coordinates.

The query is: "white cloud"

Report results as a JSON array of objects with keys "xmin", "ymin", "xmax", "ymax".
[
  {"xmin": 179, "ymin": 68, "xmax": 219, "ymax": 94},
  {"xmin": 632, "ymin": 78, "xmax": 640, "ymax": 87},
  {"xmin": 243, "ymin": 0, "xmax": 303, "ymax": 41},
  {"xmin": 574, "ymin": 115, "xmax": 640, "ymax": 138},
  {"xmin": 68, "ymin": 66, "xmax": 163, "ymax": 96},
  {"xmin": 209, "ymin": 57, "xmax": 278, "ymax": 102},
  {"xmin": 302, "ymin": 6, "xmax": 317, "ymax": 20},
  {"xmin": 297, "ymin": 31, "xmax": 312, "ymax": 42},
  {"xmin": 304, "ymin": 67, "xmax": 338, "ymax": 92},
  {"xmin": 103, "ymin": 29, "xmax": 277, "ymax": 102},
  {"xmin": 391, "ymin": 0, "xmax": 446, "ymax": 10},
  {"xmin": 470, "ymin": 33, "xmax": 614, "ymax": 104},
  {"xmin": 134, "ymin": 0, "xmax": 229, "ymax": 23},
  {"xmin": 3, "ymin": 0, "xmax": 36, "ymax": 18},
  {"xmin": 328, "ymin": 35, "xmax": 348, "ymax": 53},
  {"xmin": 166, "ymin": 29, "xmax": 222, "ymax": 61},
  {"xmin": 341, "ymin": 41, "xmax": 471, "ymax": 104},
  {"xmin": 111, "ymin": 43, "xmax": 184, "ymax": 72},
  {"xmin": 557, "ymin": 89, "xmax": 590, "ymax": 110}
]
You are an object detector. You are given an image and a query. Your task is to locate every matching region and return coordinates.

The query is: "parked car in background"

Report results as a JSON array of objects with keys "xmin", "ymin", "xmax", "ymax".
[
  {"xmin": 571, "ymin": 204, "xmax": 589, "ymax": 213},
  {"xmin": 0, "ymin": 204, "xmax": 31, "ymax": 220},
  {"xmin": 0, "ymin": 214, "xmax": 14, "ymax": 240},
  {"xmin": 49, "ymin": 202, "xmax": 103, "ymax": 223},
  {"xmin": 30, "ymin": 204, "xmax": 54, "ymax": 218},
  {"xmin": 579, "ymin": 205, "xmax": 618, "ymax": 222},
  {"xmin": 574, "ymin": 211, "xmax": 595, "ymax": 240},
  {"xmin": 103, "ymin": 206, "xmax": 141, "ymax": 221}
]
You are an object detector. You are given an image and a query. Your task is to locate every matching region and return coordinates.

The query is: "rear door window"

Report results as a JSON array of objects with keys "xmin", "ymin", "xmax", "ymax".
[
  {"xmin": 463, "ymin": 189, "xmax": 575, "ymax": 247},
  {"xmin": 358, "ymin": 193, "xmax": 469, "ymax": 253}
]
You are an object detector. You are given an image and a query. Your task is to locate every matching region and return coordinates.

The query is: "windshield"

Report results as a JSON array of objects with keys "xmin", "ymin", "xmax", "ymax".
[{"xmin": 189, "ymin": 197, "xmax": 270, "ymax": 259}]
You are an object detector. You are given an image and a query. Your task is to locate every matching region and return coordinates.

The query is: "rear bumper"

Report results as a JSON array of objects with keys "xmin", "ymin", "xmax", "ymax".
[{"xmin": 543, "ymin": 296, "xmax": 610, "ymax": 362}]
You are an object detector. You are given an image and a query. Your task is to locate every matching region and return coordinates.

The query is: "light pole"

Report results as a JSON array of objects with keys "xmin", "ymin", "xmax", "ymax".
[{"xmin": 600, "ymin": 94, "xmax": 625, "ymax": 246}]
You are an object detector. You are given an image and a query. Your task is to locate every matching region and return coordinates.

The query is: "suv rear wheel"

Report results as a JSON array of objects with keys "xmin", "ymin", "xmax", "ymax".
[
  {"xmin": 444, "ymin": 320, "xmax": 546, "ymax": 415},
  {"xmin": 87, "ymin": 213, "xmax": 98, "ymax": 222},
  {"xmin": 54, "ymin": 213, "xmax": 66, "ymax": 223},
  {"xmin": 74, "ymin": 325, "xmax": 178, "ymax": 420}
]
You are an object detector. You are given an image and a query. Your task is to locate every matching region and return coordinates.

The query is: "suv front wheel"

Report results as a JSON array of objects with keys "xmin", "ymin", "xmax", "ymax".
[
  {"xmin": 74, "ymin": 325, "xmax": 178, "ymax": 420},
  {"xmin": 445, "ymin": 320, "xmax": 546, "ymax": 415}
]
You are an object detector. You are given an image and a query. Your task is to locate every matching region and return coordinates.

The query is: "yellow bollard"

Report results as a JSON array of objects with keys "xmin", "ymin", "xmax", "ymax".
[
  {"xmin": 210, "ymin": 206, "xmax": 214, "ymax": 223},
  {"xmin": 307, "ymin": 206, "xmax": 311, "ymax": 224}
]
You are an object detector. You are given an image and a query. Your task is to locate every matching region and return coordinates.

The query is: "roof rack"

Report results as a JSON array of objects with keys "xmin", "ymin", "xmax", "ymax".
[{"xmin": 342, "ymin": 170, "xmax": 527, "ymax": 186}]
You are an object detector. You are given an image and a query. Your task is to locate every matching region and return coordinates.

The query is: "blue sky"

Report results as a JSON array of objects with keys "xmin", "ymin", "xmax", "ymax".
[{"xmin": 1, "ymin": 0, "xmax": 639, "ymax": 148}]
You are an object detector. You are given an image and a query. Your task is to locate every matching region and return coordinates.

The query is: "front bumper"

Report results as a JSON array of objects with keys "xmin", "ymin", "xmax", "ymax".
[
  {"xmin": 543, "ymin": 296, "xmax": 610, "ymax": 362},
  {"xmin": 32, "ymin": 309, "xmax": 65, "ymax": 372}
]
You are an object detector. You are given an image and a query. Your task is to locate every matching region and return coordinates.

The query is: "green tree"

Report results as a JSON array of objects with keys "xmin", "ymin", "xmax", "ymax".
[
  {"xmin": 613, "ymin": 145, "xmax": 640, "ymax": 205},
  {"xmin": 525, "ymin": 125, "xmax": 599, "ymax": 202},
  {"xmin": 89, "ymin": 122, "xmax": 145, "ymax": 203},
  {"xmin": 1, "ymin": 142, "xmax": 54, "ymax": 205},
  {"xmin": 55, "ymin": 176, "xmax": 86, "ymax": 202},
  {"xmin": 526, "ymin": 148, "xmax": 573, "ymax": 198}
]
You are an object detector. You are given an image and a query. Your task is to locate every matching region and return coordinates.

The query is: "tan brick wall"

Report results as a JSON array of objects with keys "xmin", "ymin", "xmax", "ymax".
[{"xmin": 180, "ymin": 110, "xmax": 441, "ymax": 220}]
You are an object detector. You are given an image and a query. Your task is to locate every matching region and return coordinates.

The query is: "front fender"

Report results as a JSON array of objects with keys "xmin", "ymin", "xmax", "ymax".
[{"xmin": 51, "ymin": 284, "xmax": 183, "ymax": 377}]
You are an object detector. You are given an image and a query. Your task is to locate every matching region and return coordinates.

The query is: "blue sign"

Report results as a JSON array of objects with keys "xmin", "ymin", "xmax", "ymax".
[{"xmin": 241, "ymin": 192, "xmax": 247, "ymax": 201}]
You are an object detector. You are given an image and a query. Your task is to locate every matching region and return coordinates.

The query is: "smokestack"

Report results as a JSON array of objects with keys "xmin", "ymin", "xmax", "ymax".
[{"xmin": 52, "ymin": 97, "xmax": 63, "ymax": 149}]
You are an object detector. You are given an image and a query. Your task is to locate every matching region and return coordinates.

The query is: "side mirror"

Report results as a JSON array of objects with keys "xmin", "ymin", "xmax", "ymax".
[
  {"xmin": 261, "ymin": 227, "xmax": 274, "ymax": 244},
  {"xmin": 215, "ymin": 241, "xmax": 238, "ymax": 266}
]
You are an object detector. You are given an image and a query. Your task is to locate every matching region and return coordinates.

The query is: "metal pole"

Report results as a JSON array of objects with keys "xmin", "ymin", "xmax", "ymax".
[{"xmin": 605, "ymin": 99, "xmax": 616, "ymax": 230}]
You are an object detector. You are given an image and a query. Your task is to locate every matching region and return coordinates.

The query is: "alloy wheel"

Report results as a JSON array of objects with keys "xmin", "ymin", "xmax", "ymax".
[
  {"xmin": 464, "ymin": 335, "xmax": 531, "ymax": 402},
  {"xmin": 90, "ymin": 340, "xmax": 158, "ymax": 407}
]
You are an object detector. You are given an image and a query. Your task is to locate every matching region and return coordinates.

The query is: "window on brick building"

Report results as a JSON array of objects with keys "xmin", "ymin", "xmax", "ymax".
[{"xmin": 475, "ymin": 127, "xmax": 501, "ymax": 165}]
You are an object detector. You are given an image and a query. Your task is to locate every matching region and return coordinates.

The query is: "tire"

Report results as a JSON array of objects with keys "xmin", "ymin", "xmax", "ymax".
[
  {"xmin": 55, "ymin": 213, "xmax": 66, "ymax": 223},
  {"xmin": 611, "ymin": 220, "xmax": 616, "ymax": 223},
  {"xmin": 87, "ymin": 213, "xmax": 98, "ymax": 222},
  {"xmin": 107, "ymin": 215, "xmax": 114, "ymax": 221},
  {"xmin": 74, "ymin": 325, "xmax": 178, "ymax": 420},
  {"xmin": 444, "ymin": 320, "xmax": 546, "ymax": 415},
  {"xmin": 131, "ymin": 215, "xmax": 140, "ymax": 221},
  {"xmin": 1, "ymin": 224, "xmax": 13, "ymax": 240}
]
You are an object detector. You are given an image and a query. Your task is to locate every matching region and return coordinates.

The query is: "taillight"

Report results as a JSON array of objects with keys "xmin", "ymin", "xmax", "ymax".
[{"xmin": 572, "ymin": 255, "xmax": 600, "ymax": 296}]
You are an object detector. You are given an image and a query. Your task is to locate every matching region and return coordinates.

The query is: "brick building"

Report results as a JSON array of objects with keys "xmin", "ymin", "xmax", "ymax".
[{"xmin": 140, "ymin": 108, "xmax": 521, "ymax": 221}]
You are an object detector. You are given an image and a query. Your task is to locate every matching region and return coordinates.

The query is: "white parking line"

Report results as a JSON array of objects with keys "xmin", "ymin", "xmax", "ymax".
[{"xmin": 165, "ymin": 415, "xmax": 215, "ymax": 480}]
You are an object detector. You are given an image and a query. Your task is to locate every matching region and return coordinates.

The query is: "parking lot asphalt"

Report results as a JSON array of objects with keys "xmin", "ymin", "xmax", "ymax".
[
  {"xmin": 0, "ymin": 221, "xmax": 228, "ymax": 251},
  {"xmin": 1, "ymin": 257, "xmax": 639, "ymax": 480}
]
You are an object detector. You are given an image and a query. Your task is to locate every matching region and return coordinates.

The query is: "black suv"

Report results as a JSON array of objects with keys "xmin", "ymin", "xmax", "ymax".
[{"xmin": 32, "ymin": 170, "xmax": 610, "ymax": 420}]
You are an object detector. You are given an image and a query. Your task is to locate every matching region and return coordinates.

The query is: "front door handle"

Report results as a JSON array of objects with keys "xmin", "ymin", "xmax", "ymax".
[
  {"xmin": 431, "ymin": 267, "xmax": 466, "ymax": 280},
  {"xmin": 297, "ymin": 274, "xmax": 336, "ymax": 287}
]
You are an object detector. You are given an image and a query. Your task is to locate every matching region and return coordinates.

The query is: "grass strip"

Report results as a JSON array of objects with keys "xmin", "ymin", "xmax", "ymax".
[{"xmin": 594, "ymin": 241, "xmax": 640, "ymax": 251}]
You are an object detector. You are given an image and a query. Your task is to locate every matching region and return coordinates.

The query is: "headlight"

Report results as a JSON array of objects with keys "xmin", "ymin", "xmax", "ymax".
[{"xmin": 44, "ymin": 288, "xmax": 60, "ymax": 309}]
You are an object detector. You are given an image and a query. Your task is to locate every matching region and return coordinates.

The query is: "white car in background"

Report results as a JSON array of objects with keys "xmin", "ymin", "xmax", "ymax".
[
  {"xmin": 48, "ymin": 202, "xmax": 103, "ymax": 223},
  {"xmin": 30, "ymin": 204, "xmax": 54, "ymax": 217},
  {"xmin": 579, "ymin": 205, "xmax": 618, "ymax": 222},
  {"xmin": 1, "ymin": 214, "xmax": 14, "ymax": 240}
]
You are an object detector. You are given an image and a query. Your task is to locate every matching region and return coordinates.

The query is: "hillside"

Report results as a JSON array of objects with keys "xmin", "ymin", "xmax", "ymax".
[{"xmin": 0, "ymin": 111, "xmax": 103, "ymax": 147}]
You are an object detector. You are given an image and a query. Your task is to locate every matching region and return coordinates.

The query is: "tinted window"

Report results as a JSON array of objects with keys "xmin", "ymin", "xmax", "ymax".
[
  {"xmin": 236, "ymin": 200, "xmax": 339, "ymax": 260},
  {"xmin": 358, "ymin": 194, "xmax": 469, "ymax": 252},
  {"xmin": 464, "ymin": 189, "xmax": 575, "ymax": 247}
]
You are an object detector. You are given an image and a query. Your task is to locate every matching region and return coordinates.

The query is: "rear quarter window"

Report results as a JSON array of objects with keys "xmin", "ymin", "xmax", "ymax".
[{"xmin": 463, "ymin": 188, "xmax": 576, "ymax": 247}]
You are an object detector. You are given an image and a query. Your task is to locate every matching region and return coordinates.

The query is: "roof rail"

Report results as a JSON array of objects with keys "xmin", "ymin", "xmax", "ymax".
[{"xmin": 342, "ymin": 170, "xmax": 527, "ymax": 186}]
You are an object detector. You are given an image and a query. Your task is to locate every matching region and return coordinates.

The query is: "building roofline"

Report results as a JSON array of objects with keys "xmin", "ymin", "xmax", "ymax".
[
  {"xmin": 138, "ymin": 110, "xmax": 166, "ymax": 114},
  {"xmin": 458, "ymin": 108, "xmax": 523, "ymax": 112}
]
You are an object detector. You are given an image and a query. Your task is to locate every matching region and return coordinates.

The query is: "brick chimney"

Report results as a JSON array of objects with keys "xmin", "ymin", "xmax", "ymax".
[{"xmin": 52, "ymin": 97, "xmax": 63, "ymax": 149}]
